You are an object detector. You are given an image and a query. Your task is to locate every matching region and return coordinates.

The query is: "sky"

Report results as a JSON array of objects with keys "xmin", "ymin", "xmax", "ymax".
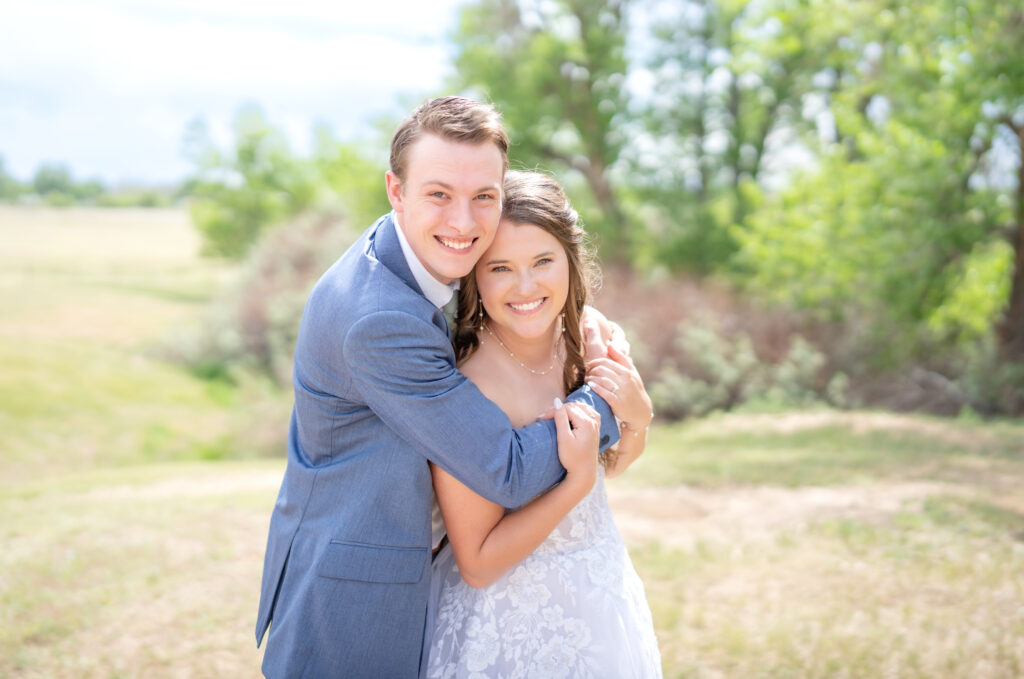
[{"xmin": 0, "ymin": 0, "xmax": 466, "ymax": 185}]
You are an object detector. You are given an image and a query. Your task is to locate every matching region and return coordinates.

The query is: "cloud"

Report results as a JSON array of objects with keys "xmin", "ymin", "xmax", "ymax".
[{"xmin": 0, "ymin": 0, "xmax": 462, "ymax": 182}]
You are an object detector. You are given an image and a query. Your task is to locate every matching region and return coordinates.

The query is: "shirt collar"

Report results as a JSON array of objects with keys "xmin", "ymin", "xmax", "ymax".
[{"xmin": 392, "ymin": 211, "xmax": 459, "ymax": 308}]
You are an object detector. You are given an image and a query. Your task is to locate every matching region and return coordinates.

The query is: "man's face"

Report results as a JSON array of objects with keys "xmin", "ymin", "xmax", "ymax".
[{"xmin": 386, "ymin": 134, "xmax": 504, "ymax": 285}]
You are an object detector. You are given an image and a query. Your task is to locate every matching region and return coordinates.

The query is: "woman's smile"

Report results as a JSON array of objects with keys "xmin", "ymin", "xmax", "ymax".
[{"xmin": 506, "ymin": 297, "xmax": 548, "ymax": 314}]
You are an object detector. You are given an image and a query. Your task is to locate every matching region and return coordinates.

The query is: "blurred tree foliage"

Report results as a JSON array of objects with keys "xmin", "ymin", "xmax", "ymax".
[
  {"xmin": 0, "ymin": 156, "xmax": 24, "ymax": 200},
  {"xmin": 0, "ymin": 155, "xmax": 172, "ymax": 207},
  {"xmin": 183, "ymin": 107, "xmax": 319, "ymax": 259},
  {"xmin": 183, "ymin": 106, "xmax": 390, "ymax": 260},
  {"xmin": 450, "ymin": 0, "xmax": 634, "ymax": 261},
  {"xmin": 173, "ymin": 0, "xmax": 1021, "ymax": 411},
  {"xmin": 311, "ymin": 126, "xmax": 393, "ymax": 231},
  {"xmin": 30, "ymin": 162, "xmax": 104, "ymax": 206},
  {"xmin": 637, "ymin": 0, "xmax": 837, "ymax": 271},
  {"xmin": 732, "ymin": 0, "xmax": 1023, "ymax": 372},
  {"xmin": 445, "ymin": 0, "xmax": 1023, "ymax": 411}
]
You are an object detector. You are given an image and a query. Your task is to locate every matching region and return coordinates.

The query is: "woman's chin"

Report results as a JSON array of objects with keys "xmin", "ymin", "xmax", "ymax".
[{"xmin": 492, "ymin": 318, "xmax": 557, "ymax": 342}]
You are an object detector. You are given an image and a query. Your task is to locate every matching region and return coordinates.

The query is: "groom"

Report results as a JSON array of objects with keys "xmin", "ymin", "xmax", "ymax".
[{"xmin": 255, "ymin": 96, "xmax": 626, "ymax": 678}]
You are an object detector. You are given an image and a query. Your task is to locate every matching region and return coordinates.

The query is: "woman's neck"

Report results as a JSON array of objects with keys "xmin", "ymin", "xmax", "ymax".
[{"xmin": 483, "ymin": 321, "xmax": 561, "ymax": 374}]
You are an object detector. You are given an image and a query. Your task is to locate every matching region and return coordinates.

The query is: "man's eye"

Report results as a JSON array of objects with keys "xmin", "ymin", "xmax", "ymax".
[{"xmin": 431, "ymin": 191, "xmax": 446, "ymax": 199}]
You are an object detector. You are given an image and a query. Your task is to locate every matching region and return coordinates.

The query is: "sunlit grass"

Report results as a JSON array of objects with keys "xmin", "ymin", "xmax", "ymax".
[
  {"xmin": 625, "ymin": 411, "xmax": 1024, "ymax": 489},
  {"xmin": 0, "ymin": 207, "xmax": 290, "ymax": 486},
  {"xmin": 2, "ymin": 206, "xmax": 1023, "ymax": 678},
  {"xmin": 632, "ymin": 488, "xmax": 1024, "ymax": 678},
  {"xmin": 0, "ymin": 461, "xmax": 281, "ymax": 678}
]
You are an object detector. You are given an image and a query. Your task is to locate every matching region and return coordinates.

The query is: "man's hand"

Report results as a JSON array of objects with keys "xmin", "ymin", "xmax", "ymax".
[{"xmin": 581, "ymin": 305, "xmax": 630, "ymax": 360}]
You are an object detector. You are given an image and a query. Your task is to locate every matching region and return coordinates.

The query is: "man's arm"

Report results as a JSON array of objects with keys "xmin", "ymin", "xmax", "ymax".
[
  {"xmin": 430, "ymin": 402, "xmax": 600, "ymax": 588},
  {"xmin": 343, "ymin": 310, "xmax": 619, "ymax": 509}
]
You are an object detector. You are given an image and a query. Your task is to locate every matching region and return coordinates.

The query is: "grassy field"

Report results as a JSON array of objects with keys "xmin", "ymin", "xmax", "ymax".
[{"xmin": 1, "ymin": 206, "xmax": 1022, "ymax": 678}]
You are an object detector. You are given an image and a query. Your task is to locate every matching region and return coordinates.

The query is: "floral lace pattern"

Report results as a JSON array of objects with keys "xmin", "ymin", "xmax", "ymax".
[{"xmin": 426, "ymin": 469, "xmax": 663, "ymax": 678}]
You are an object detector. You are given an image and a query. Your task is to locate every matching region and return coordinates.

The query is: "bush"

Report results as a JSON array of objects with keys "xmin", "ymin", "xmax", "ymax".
[
  {"xmin": 956, "ymin": 335, "xmax": 1024, "ymax": 416},
  {"xmin": 166, "ymin": 211, "xmax": 358, "ymax": 384},
  {"xmin": 644, "ymin": 316, "xmax": 834, "ymax": 419},
  {"xmin": 589, "ymin": 268, "xmax": 872, "ymax": 421}
]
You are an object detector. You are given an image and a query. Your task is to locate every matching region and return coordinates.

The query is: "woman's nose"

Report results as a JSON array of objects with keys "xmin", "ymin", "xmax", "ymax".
[{"xmin": 515, "ymin": 271, "xmax": 536, "ymax": 294}]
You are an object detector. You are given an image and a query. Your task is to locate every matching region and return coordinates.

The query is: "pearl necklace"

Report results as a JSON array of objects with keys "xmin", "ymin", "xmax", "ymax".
[{"xmin": 482, "ymin": 323, "xmax": 558, "ymax": 376}]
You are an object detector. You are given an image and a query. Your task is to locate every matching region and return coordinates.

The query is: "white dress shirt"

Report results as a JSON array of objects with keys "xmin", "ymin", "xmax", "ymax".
[{"xmin": 392, "ymin": 211, "xmax": 459, "ymax": 308}]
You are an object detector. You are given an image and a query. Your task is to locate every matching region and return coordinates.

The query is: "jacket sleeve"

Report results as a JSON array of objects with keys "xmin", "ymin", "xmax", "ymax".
[{"xmin": 343, "ymin": 310, "xmax": 619, "ymax": 509}]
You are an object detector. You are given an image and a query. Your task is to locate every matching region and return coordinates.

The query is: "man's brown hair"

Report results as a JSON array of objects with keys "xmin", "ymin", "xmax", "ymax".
[{"xmin": 389, "ymin": 96, "xmax": 510, "ymax": 185}]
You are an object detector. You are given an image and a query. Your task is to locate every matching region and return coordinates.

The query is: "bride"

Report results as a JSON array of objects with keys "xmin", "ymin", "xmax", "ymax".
[{"xmin": 424, "ymin": 171, "xmax": 662, "ymax": 677}]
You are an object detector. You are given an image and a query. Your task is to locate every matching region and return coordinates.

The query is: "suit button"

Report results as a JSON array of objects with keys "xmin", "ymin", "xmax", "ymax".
[{"xmin": 600, "ymin": 435, "xmax": 610, "ymax": 446}]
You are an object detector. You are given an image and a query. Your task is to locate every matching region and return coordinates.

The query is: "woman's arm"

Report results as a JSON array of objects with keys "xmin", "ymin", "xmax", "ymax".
[
  {"xmin": 602, "ymin": 420, "xmax": 648, "ymax": 479},
  {"xmin": 432, "ymin": 402, "xmax": 600, "ymax": 589}
]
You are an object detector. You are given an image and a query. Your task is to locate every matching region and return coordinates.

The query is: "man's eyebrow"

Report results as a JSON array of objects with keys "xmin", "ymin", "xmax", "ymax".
[
  {"xmin": 422, "ymin": 180, "xmax": 455, "ymax": 190},
  {"xmin": 422, "ymin": 180, "xmax": 500, "ymax": 193}
]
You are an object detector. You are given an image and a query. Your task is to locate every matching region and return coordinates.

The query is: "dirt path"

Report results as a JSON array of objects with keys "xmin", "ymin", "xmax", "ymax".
[{"xmin": 606, "ymin": 480, "xmax": 962, "ymax": 549}]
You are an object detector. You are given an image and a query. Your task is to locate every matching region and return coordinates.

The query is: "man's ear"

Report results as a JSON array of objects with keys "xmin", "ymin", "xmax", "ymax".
[{"xmin": 385, "ymin": 171, "xmax": 404, "ymax": 213}]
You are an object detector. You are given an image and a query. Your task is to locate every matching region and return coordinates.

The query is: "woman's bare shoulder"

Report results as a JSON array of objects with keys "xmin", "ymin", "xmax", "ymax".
[{"xmin": 459, "ymin": 344, "xmax": 501, "ymax": 393}]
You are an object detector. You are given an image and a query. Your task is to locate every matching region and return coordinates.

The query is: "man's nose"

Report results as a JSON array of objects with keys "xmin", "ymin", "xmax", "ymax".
[{"xmin": 446, "ymin": 198, "xmax": 474, "ymax": 233}]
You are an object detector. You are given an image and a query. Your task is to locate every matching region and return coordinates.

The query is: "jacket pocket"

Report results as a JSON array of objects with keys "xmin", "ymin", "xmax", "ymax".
[{"xmin": 316, "ymin": 540, "xmax": 428, "ymax": 584}]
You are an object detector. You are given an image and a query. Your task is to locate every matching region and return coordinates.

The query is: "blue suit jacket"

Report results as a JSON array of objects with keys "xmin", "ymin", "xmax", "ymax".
[{"xmin": 256, "ymin": 214, "xmax": 619, "ymax": 678}]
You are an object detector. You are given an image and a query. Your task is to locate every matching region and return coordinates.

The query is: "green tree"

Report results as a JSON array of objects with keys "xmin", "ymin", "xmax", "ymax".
[
  {"xmin": 311, "ymin": 126, "xmax": 391, "ymax": 230},
  {"xmin": 450, "ymin": 0, "xmax": 634, "ymax": 261},
  {"xmin": 183, "ymin": 106, "xmax": 318, "ymax": 259},
  {"xmin": 640, "ymin": 0, "xmax": 874, "ymax": 271},
  {"xmin": 29, "ymin": 162, "xmax": 108, "ymax": 205},
  {"xmin": 71, "ymin": 178, "xmax": 105, "ymax": 203},
  {"xmin": 0, "ymin": 156, "xmax": 23, "ymax": 200},
  {"xmin": 961, "ymin": 3, "xmax": 1024, "ymax": 363},
  {"xmin": 32, "ymin": 161, "xmax": 74, "ymax": 196},
  {"xmin": 733, "ymin": 0, "xmax": 1024, "ymax": 399}
]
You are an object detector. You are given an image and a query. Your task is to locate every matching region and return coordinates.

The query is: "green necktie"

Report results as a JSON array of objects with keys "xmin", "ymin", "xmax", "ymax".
[{"xmin": 441, "ymin": 294, "xmax": 458, "ymax": 332}]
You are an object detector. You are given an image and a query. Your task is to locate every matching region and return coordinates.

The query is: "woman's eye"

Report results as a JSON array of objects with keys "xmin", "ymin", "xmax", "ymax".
[
  {"xmin": 536, "ymin": 258, "xmax": 553, "ymax": 266},
  {"xmin": 491, "ymin": 265, "xmax": 510, "ymax": 273}
]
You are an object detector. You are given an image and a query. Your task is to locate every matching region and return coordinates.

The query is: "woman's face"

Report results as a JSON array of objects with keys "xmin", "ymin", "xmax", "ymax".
[{"xmin": 475, "ymin": 219, "xmax": 570, "ymax": 341}]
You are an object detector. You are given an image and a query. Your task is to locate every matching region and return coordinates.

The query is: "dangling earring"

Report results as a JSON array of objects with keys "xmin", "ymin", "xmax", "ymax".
[
  {"xmin": 477, "ymin": 297, "xmax": 485, "ymax": 330},
  {"xmin": 559, "ymin": 312, "xmax": 566, "ymax": 333}
]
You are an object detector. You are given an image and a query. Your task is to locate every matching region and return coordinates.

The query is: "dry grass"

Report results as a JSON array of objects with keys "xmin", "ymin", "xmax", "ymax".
[
  {"xmin": 2, "ymin": 207, "xmax": 1022, "ymax": 678},
  {"xmin": 610, "ymin": 413, "xmax": 1024, "ymax": 679},
  {"xmin": 2, "ymin": 462, "xmax": 278, "ymax": 678}
]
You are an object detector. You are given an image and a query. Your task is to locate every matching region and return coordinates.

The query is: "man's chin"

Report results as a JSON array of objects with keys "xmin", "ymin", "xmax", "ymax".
[{"xmin": 436, "ymin": 264, "xmax": 477, "ymax": 283}]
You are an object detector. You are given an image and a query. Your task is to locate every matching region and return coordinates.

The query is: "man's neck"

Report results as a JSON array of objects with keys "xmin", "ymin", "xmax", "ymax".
[{"xmin": 391, "ymin": 212, "xmax": 458, "ymax": 307}]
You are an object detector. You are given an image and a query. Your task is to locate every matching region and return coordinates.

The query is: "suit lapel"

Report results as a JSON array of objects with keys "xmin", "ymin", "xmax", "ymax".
[
  {"xmin": 372, "ymin": 213, "xmax": 423, "ymax": 298},
  {"xmin": 371, "ymin": 214, "xmax": 451, "ymax": 339}
]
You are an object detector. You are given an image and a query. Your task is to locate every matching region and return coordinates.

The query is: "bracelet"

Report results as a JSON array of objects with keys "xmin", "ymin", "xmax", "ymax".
[{"xmin": 620, "ymin": 411, "xmax": 654, "ymax": 437}]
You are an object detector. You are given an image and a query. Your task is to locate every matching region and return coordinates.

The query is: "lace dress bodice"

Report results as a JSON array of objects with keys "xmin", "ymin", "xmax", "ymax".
[{"xmin": 425, "ymin": 468, "xmax": 663, "ymax": 678}]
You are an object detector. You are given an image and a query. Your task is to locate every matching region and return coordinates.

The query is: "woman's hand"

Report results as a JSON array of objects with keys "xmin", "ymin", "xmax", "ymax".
[
  {"xmin": 553, "ymin": 400, "xmax": 600, "ymax": 494},
  {"xmin": 585, "ymin": 343, "xmax": 653, "ymax": 436}
]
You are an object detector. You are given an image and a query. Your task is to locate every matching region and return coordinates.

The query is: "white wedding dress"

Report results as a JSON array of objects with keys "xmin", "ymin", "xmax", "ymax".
[{"xmin": 425, "ymin": 466, "xmax": 663, "ymax": 678}]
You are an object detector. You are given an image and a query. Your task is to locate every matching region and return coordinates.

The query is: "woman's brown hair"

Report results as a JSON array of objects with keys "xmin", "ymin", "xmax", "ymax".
[{"xmin": 453, "ymin": 170, "xmax": 600, "ymax": 396}]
